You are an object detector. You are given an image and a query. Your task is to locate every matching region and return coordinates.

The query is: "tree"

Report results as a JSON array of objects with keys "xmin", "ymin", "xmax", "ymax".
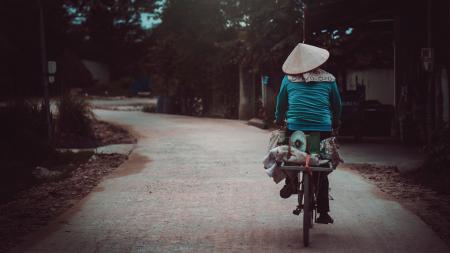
[
  {"xmin": 219, "ymin": 0, "xmax": 304, "ymax": 69},
  {"xmin": 146, "ymin": 0, "xmax": 231, "ymax": 96},
  {"xmin": 142, "ymin": 0, "xmax": 307, "ymax": 116},
  {"xmin": 63, "ymin": 0, "xmax": 158, "ymax": 78},
  {"xmin": 0, "ymin": 0, "xmax": 159, "ymax": 97},
  {"xmin": 146, "ymin": 0, "xmax": 305, "ymax": 93},
  {"xmin": 0, "ymin": 0, "xmax": 72, "ymax": 98}
]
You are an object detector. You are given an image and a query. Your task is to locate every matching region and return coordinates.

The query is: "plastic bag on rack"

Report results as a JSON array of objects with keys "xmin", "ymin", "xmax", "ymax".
[{"xmin": 320, "ymin": 137, "xmax": 344, "ymax": 168}]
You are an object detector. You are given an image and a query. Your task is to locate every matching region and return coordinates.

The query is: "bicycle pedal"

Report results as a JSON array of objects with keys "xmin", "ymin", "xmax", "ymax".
[{"xmin": 293, "ymin": 207, "xmax": 301, "ymax": 216}]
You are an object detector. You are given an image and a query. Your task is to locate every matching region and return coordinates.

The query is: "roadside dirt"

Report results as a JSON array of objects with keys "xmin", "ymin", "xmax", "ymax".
[
  {"xmin": 0, "ymin": 154, "xmax": 128, "ymax": 253},
  {"xmin": 348, "ymin": 163, "xmax": 450, "ymax": 246},
  {"xmin": 93, "ymin": 120, "xmax": 137, "ymax": 146},
  {"xmin": 54, "ymin": 120, "xmax": 137, "ymax": 148},
  {"xmin": 0, "ymin": 120, "xmax": 136, "ymax": 253}
]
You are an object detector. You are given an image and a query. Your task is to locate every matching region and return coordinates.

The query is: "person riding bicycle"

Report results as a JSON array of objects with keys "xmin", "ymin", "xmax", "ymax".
[{"xmin": 275, "ymin": 43, "xmax": 342, "ymax": 224}]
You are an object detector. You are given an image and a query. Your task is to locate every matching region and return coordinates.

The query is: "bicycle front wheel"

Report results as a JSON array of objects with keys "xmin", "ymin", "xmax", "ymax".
[{"xmin": 303, "ymin": 171, "xmax": 311, "ymax": 247}]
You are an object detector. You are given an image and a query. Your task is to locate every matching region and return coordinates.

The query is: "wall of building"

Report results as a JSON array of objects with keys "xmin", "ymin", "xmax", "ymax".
[{"xmin": 346, "ymin": 68, "xmax": 395, "ymax": 105}]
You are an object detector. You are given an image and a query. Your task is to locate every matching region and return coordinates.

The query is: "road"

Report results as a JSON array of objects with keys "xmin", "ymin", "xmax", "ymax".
[{"xmin": 13, "ymin": 110, "xmax": 449, "ymax": 252}]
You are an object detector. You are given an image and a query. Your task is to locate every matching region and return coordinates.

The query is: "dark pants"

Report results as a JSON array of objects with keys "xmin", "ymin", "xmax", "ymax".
[{"xmin": 287, "ymin": 129, "xmax": 331, "ymax": 213}]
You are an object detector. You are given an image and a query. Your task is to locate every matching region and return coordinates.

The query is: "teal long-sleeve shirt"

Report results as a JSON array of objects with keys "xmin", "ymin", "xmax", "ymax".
[{"xmin": 275, "ymin": 75, "xmax": 342, "ymax": 132}]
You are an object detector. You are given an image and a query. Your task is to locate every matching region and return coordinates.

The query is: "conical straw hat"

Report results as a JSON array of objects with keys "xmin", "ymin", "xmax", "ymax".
[{"xmin": 282, "ymin": 43, "xmax": 330, "ymax": 75}]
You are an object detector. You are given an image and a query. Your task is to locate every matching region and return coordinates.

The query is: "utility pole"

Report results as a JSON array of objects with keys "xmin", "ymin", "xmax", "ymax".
[
  {"xmin": 302, "ymin": 1, "xmax": 308, "ymax": 43},
  {"xmin": 37, "ymin": 0, "xmax": 52, "ymax": 141},
  {"xmin": 425, "ymin": 0, "xmax": 433, "ymax": 145}
]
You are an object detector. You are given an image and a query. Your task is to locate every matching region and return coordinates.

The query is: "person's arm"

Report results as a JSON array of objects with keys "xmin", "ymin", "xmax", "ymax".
[
  {"xmin": 330, "ymin": 81, "xmax": 342, "ymax": 129},
  {"xmin": 275, "ymin": 76, "xmax": 289, "ymax": 124}
]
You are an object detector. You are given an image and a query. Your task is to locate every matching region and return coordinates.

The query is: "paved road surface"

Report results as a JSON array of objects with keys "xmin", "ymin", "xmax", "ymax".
[{"xmin": 13, "ymin": 111, "xmax": 449, "ymax": 252}]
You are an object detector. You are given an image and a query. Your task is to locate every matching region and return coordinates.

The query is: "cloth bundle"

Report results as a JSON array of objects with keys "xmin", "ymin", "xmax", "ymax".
[
  {"xmin": 263, "ymin": 130, "xmax": 343, "ymax": 183},
  {"xmin": 319, "ymin": 136, "xmax": 344, "ymax": 168},
  {"xmin": 287, "ymin": 68, "xmax": 336, "ymax": 83}
]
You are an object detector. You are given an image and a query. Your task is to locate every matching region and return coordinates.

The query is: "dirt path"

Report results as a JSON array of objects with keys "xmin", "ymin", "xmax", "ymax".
[{"xmin": 11, "ymin": 110, "xmax": 449, "ymax": 252}]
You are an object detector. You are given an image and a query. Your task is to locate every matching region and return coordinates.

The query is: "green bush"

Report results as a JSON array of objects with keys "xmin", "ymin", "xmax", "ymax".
[
  {"xmin": 0, "ymin": 100, "xmax": 52, "ymax": 164},
  {"xmin": 0, "ymin": 100, "xmax": 55, "ymax": 202},
  {"xmin": 142, "ymin": 104, "xmax": 156, "ymax": 113},
  {"xmin": 421, "ymin": 124, "xmax": 450, "ymax": 194},
  {"xmin": 56, "ymin": 95, "xmax": 95, "ymax": 137},
  {"xmin": 0, "ymin": 98, "xmax": 98, "ymax": 202}
]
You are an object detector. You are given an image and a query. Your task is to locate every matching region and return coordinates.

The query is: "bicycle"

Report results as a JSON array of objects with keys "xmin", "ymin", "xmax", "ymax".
[{"xmin": 280, "ymin": 132, "xmax": 336, "ymax": 247}]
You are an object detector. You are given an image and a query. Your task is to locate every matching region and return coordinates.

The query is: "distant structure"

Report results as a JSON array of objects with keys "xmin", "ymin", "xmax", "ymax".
[
  {"xmin": 81, "ymin": 60, "xmax": 111, "ymax": 85},
  {"xmin": 239, "ymin": 0, "xmax": 450, "ymax": 144}
]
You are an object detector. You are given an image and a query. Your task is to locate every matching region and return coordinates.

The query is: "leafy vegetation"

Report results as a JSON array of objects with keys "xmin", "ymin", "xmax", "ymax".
[
  {"xmin": 0, "ymin": 100, "xmax": 91, "ymax": 203},
  {"xmin": 144, "ymin": 0, "xmax": 305, "ymax": 115},
  {"xmin": 0, "ymin": 96, "xmax": 136, "ymax": 203},
  {"xmin": 56, "ymin": 95, "xmax": 95, "ymax": 138},
  {"xmin": 421, "ymin": 125, "xmax": 450, "ymax": 194},
  {"xmin": 142, "ymin": 104, "xmax": 156, "ymax": 113},
  {"xmin": 63, "ymin": 0, "xmax": 157, "ymax": 77},
  {"xmin": 0, "ymin": 101, "xmax": 52, "ymax": 168},
  {"xmin": 0, "ymin": 0, "xmax": 158, "ymax": 97},
  {"xmin": 1, "ymin": 0, "xmax": 308, "ymax": 109}
]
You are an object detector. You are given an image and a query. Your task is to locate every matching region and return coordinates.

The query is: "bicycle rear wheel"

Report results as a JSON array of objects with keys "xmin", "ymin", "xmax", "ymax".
[{"xmin": 303, "ymin": 171, "xmax": 311, "ymax": 247}]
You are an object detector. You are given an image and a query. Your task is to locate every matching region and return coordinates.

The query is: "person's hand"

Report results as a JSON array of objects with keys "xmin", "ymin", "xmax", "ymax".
[{"xmin": 332, "ymin": 119, "xmax": 341, "ymax": 136}]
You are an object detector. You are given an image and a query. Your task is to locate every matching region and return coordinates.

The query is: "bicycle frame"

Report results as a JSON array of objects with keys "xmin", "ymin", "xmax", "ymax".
[{"xmin": 280, "ymin": 163, "xmax": 335, "ymax": 247}]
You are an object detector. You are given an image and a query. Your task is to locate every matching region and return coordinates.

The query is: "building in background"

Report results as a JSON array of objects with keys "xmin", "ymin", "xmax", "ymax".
[
  {"xmin": 81, "ymin": 60, "xmax": 111, "ymax": 85},
  {"xmin": 239, "ymin": 0, "xmax": 450, "ymax": 144}
]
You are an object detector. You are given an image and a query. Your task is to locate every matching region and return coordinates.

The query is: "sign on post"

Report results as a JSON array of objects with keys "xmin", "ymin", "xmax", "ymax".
[
  {"xmin": 48, "ymin": 61, "xmax": 56, "ymax": 74},
  {"xmin": 421, "ymin": 48, "xmax": 434, "ymax": 72},
  {"xmin": 48, "ymin": 61, "xmax": 57, "ymax": 83}
]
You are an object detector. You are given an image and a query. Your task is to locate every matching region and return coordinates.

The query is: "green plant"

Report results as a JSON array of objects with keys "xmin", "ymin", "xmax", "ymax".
[
  {"xmin": 142, "ymin": 104, "xmax": 156, "ymax": 113},
  {"xmin": 0, "ymin": 100, "xmax": 52, "ymax": 163},
  {"xmin": 56, "ymin": 95, "xmax": 95, "ymax": 137},
  {"xmin": 0, "ymin": 100, "xmax": 55, "ymax": 202},
  {"xmin": 421, "ymin": 124, "xmax": 450, "ymax": 194}
]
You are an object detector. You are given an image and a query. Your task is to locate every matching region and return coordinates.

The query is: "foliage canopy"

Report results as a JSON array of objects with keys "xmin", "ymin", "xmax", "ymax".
[{"xmin": 145, "ymin": 0, "xmax": 305, "ymax": 97}]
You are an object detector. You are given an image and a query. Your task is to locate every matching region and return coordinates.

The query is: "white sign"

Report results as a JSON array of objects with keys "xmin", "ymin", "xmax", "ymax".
[{"xmin": 48, "ymin": 61, "xmax": 57, "ymax": 74}]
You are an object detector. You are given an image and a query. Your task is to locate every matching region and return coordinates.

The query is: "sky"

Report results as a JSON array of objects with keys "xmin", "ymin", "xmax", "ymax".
[
  {"xmin": 140, "ymin": 13, "xmax": 161, "ymax": 29},
  {"xmin": 141, "ymin": 0, "xmax": 165, "ymax": 29},
  {"xmin": 66, "ymin": 1, "xmax": 164, "ymax": 30}
]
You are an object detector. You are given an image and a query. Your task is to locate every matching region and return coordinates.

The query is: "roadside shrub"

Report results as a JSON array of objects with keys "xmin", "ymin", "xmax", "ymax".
[
  {"xmin": 56, "ymin": 95, "xmax": 95, "ymax": 137},
  {"xmin": 0, "ymin": 100, "xmax": 54, "ymax": 201},
  {"xmin": 142, "ymin": 104, "xmax": 156, "ymax": 113},
  {"xmin": 421, "ymin": 124, "xmax": 450, "ymax": 194},
  {"xmin": 0, "ymin": 100, "xmax": 52, "ymax": 164}
]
